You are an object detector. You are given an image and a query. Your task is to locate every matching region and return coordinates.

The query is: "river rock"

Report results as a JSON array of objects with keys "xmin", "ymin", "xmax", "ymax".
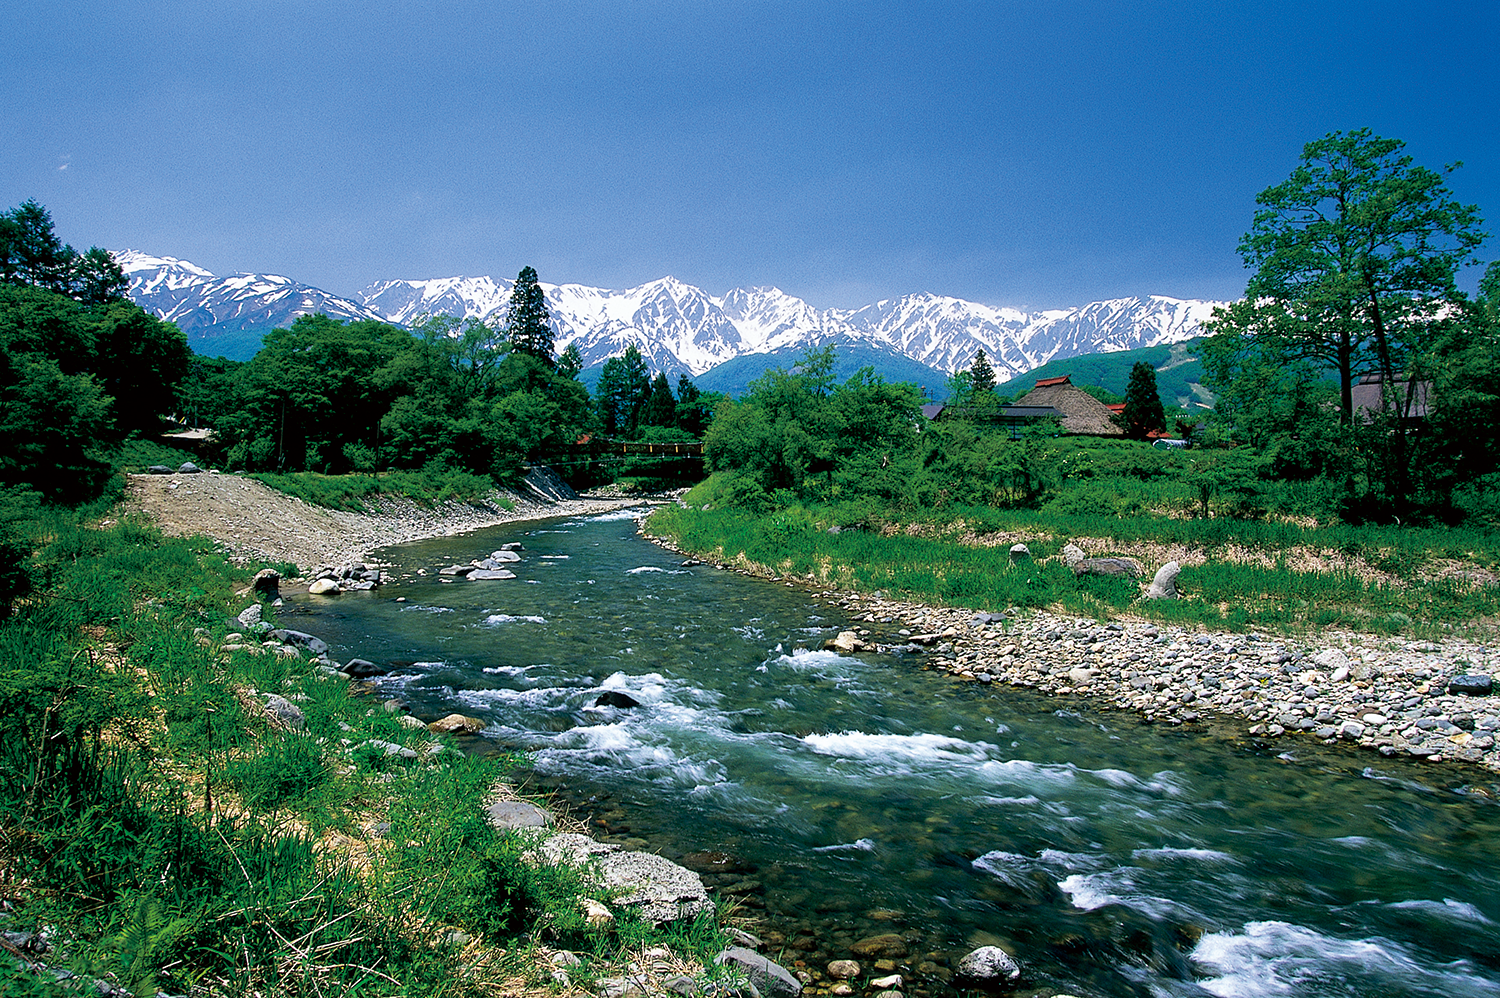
[
  {"xmin": 485, "ymin": 799, "xmax": 552, "ymax": 829},
  {"xmin": 468, "ymin": 569, "xmax": 517, "ymax": 580},
  {"xmin": 177, "ymin": 462, "xmax": 201, "ymax": 474},
  {"xmin": 270, "ymin": 628, "xmax": 330, "ymax": 657},
  {"xmin": 428, "ymin": 713, "xmax": 486, "ymax": 735},
  {"xmin": 1145, "ymin": 561, "xmax": 1180, "ymax": 600},
  {"xmin": 251, "ymin": 568, "xmax": 281, "ymax": 599},
  {"xmin": 595, "ymin": 690, "xmax": 643, "ymax": 709},
  {"xmin": 1060, "ymin": 543, "xmax": 1085, "ymax": 566},
  {"xmin": 147, "ymin": 464, "xmax": 173, "ymax": 474},
  {"xmin": 307, "ymin": 578, "xmax": 342, "ymax": 595},
  {"xmin": 237, "ymin": 603, "xmax": 263, "ymax": 628},
  {"xmin": 438, "ymin": 564, "xmax": 475, "ymax": 576},
  {"xmin": 826, "ymin": 959, "xmax": 861, "ymax": 979},
  {"xmin": 263, "ymin": 693, "xmax": 306, "ymax": 731},
  {"xmin": 1449, "ymin": 674, "xmax": 1493, "ymax": 696},
  {"xmin": 1312, "ymin": 648, "xmax": 1349, "ymax": 670},
  {"xmin": 850, "ymin": 933, "xmax": 907, "ymax": 959},
  {"xmin": 1073, "ymin": 557, "xmax": 1143, "ymax": 578},
  {"xmin": 715, "ymin": 947, "xmax": 802, "ymax": 998},
  {"xmin": 487, "ymin": 549, "xmax": 522, "ymax": 563},
  {"xmin": 955, "ymin": 945, "xmax": 1021, "ymax": 987},
  {"xmin": 1009, "ymin": 543, "xmax": 1031, "ymax": 562},
  {"xmin": 828, "ymin": 631, "xmax": 865, "ymax": 653},
  {"xmin": 342, "ymin": 658, "xmax": 386, "ymax": 678}
]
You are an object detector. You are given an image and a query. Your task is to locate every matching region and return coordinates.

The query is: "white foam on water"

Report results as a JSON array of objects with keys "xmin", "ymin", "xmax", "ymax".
[
  {"xmin": 575, "ymin": 509, "xmax": 647, "ymax": 523},
  {"xmin": 974, "ymin": 794, "xmax": 1042, "ymax": 806},
  {"xmin": 538, "ymin": 554, "xmax": 569, "ymax": 558},
  {"xmin": 482, "ymin": 613, "xmax": 547, "ymax": 625},
  {"xmin": 1056, "ymin": 868, "xmax": 1188, "ymax": 920},
  {"xmin": 1190, "ymin": 919, "xmax": 1498, "ymax": 997},
  {"xmin": 973, "ymin": 849, "xmax": 1106, "ymax": 884},
  {"xmin": 481, "ymin": 664, "xmax": 540, "ymax": 680},
  {"xmin": 1132, "ymin": 846, "xmax": 1238, "ymax": 864},
  {"xmin": 399, "ymin": 604, "xmax": 454, "ymax": 614},
  {"xmin": 812, "ymin": 838, "xmax": 875, "ymax": 853},
  {"xmin": 1087, "ymin": 767, "xmax": 1189, "ymax": 796},
  {"xmin": 801, "ymin": 730, "xmax": 999, "ymax": 766},
  {"xmin": 1386, "ymin": 898, "xmax": 1495, "ymax": 926},
  {"xmin": 626, "ymin": 565, "xmax": 686, "ymax": 575}
]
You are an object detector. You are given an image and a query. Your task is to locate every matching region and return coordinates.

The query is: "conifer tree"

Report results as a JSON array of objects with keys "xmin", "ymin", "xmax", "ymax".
[
  {"xmin": 1118, "ymin": 361, "xmax": 1166, "ymax": 439},
  {"xmin": 505, "ymin": 266, "xmax": 555, "ymax": 367},
  {"xmin": 970, "ymin": 349, "xmax": 996, "ymax": 395}
]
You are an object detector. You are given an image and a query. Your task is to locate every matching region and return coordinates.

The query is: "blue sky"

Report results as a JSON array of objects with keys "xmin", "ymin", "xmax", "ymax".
[{"xmin": 5, "ymin": 1, "xmax": 1496, "ymax": 310}]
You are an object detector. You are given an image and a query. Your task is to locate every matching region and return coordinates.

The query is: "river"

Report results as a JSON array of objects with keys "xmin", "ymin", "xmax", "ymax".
[{"xmin": 275, "ymin": 507, "xmax": 1500, "ymax": 998}]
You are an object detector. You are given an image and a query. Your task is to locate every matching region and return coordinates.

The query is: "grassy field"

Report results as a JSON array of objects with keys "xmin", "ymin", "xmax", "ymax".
[
  {"xmin": 650, "ymin": 473, "xmax": 1500, "ymax": 638},
  {"xmin": 0, "ymin": 504, "xmax": 728, "ymax": 996}
]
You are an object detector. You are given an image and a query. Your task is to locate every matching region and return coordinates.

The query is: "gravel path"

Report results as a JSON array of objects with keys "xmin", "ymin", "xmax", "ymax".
[{"xmin": 119, "ymin": 470, "xmax": 646, "ymax": 573}]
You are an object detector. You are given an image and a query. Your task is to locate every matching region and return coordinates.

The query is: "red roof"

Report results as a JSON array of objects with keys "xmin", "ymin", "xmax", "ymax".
[
  {"xmin": 1034, "ymin": 375, "xmax": 1072, "ymax": 387},
  {"xmin": 1106, "ymin": 402, "xmax": 1126, "ymax": 413}
]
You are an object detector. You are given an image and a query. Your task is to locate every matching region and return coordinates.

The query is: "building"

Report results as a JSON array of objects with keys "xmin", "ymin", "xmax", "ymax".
[{"xmin": 1012, "ymin": 375, "xmax": 1124, "ymax": 436}]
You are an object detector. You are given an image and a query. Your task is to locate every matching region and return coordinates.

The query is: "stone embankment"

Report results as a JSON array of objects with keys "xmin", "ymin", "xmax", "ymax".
[{"xmin": 645, "ymin": 532, "xmax": 1500, "ymax": 777}]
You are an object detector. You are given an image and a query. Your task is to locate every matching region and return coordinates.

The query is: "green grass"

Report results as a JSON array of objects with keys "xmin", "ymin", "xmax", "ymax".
[
  {"xmin": 249, "ymin": 468, "xmax": 513, "ymax": 511},
  {"xmin": 0, "ymin": 504, "xmax": 724, "ymax": 996},
  {"xmin": 650, "ymin": 481, "xmax": 1500, "ymax": 637}
]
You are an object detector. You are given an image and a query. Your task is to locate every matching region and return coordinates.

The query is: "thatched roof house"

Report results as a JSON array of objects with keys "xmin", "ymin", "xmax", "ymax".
[{"xmin": 1013, "ymin": 375, "xmax": 1123, "ymax": 436}]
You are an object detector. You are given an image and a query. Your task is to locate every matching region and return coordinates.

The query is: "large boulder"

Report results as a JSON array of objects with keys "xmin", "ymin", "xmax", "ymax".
[
  {"xmin": 307, "ymin": 578, "xmax": 342, "ymax": 595},
  {"xmin": 263, "ymin": 693, "xmax": 306, "ymax": 731},
  {"xmin": 1450, "ymin": 674, "xmax": 1493, "ymax": 696},
  {"xmin": 715, "ymin": 947, "xmax": 802, "ymax": 998},
  {"xmin": 468, "ymin": 569, "xmax": 517, "ymax": 581},
  {"xmin": 428, "ymin": 713, "xmax": 486, "ymax": 735},
  {"xmin": 1073, "ymin": 557, "xmax": 1143, "ymax": 578},
  {"xmin": 269, "ymin": 628, "xmax": 330, "ymax": 657},
  {"xmin": 955, "ymin": 945, "xmax": 1021, "ymax": 988},
  {"xmin": 538, "ymin": 833, "xmax": 712, "ymax": 924},
  {"xmin": 485, "ymin": 799, "xmax": 553, "ymax": 830},
  {"xmin": 251, "ymin": 568, "xmax": 281, "ymax": 599},
  {"xmin": 1144, "ymin": 561, "xmax": 1180, "ymax": 599}
]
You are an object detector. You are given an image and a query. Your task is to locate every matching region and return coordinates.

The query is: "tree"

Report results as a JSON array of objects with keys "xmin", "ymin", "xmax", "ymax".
[
  {"xmin": 969, "ymin": 349, "xmax": 996, "ymax": 395},
  {"xmin": 595, "ymin": 345, "xmax": 651, "ymax": 436},
  {"xmin": 505, "ymin": 266, "xmax": 555, "ymax": 367},
  {"xmin": 0, "ymin": 200, "xmax": 127, "ymax": 304},
  {"xmin": 1116, "ymin": 361, "xmax": 1166, "ymax": 440},
  {"xmin": 641, "ymin": 372, "xmax": 676, "ymax": 428},
  {"xmin": 556, "ymin": 342, "xmax": 584, "ymax": 380},
  {"xmin": 1200, "ymin": 130, "xmax": 1487, "ymax": 516},
  {"xmin": 1203, "ymin": 129, "xmax": 1484, "ymax": 426}
]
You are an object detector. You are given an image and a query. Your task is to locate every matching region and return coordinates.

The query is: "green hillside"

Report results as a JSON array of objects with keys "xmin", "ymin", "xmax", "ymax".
[{"xmin": 998, "ymin": 338, "xmax": 1214, "ymax": 411}]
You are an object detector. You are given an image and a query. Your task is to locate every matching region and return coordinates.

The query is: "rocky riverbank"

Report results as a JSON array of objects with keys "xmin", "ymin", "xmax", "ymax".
[
  {"xmin": 121, "ymin": 467, "xmax": 648, "ymax": 572},
  {"xmin": 642, "ymin": 527, "xmax": 1500, "ymax": 779}
]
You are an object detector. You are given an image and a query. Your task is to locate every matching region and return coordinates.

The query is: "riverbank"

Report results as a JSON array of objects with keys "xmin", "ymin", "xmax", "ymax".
[
  {"xmin": 120, "ymin": 468, "xmax": 651, "ymax": 572},
  {"xmin": 640, "ymin": 520, "xmax": 1500, "ymax": 779}
]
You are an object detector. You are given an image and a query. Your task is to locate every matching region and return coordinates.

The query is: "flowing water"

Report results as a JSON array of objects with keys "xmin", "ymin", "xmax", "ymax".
[{"xmin": 277, "ymin": 508, "xmax": 1500, "ymax": 997}]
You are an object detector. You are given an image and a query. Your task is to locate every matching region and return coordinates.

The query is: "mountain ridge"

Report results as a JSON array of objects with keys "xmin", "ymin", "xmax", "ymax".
[{"xmin": 115, "ymin": 250, "xmax": 1227, "ymax": 385}]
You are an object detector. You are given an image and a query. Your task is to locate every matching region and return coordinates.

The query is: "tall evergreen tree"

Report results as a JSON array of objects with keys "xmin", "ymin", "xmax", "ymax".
[
  {"xmin": 505, "ymin": 266, "xmax": 555, "ymax": 367},
  {"xmin": 595, "ymin": 344, "xmax": 651, "ymax": 436},
  {"xmin": 642, "ymin": 371, "xmax": 676, "ymax": 428},
  {"xmin": 1117, "ymin": 361, "xmax": 1166, "ymax": 440},
  {"xmin": 970, "ymin": 349, "xmax": 996, "ymax": 395}
]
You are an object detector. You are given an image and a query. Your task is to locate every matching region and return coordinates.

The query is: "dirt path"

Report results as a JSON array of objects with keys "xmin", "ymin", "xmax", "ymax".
[{"xmin": 118, "ymin": 471, "xmax": 648, "ymax": 573}]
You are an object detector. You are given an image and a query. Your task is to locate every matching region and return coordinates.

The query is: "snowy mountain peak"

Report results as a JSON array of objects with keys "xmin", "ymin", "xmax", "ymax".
[{"xmin": 119, "ymin": 249, "xmax": 1227, "ymax": 380}]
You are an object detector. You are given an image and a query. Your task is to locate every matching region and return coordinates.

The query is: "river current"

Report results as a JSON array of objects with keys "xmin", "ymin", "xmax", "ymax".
[{"xmin": 276, "ymin": 508, "xmax": 1500, "ymax": 997}]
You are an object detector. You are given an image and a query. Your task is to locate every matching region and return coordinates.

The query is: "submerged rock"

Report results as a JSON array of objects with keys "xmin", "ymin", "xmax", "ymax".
[{"xmin": 955, "ymin": 945, "xmax": 1021, "ymax": 987}]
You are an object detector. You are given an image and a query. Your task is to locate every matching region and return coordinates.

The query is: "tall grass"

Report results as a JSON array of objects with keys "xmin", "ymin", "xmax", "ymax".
[
  {"xmin": 249, "ymin": 468, "xmax": 511, "ymax": 511},
  {"xmin": 0, "ymin": 506, "xmax": 720, "ymax": 995},
  {"xmin": 649, "ymin": 497, "xmax": 1500, "ymax": 635}
]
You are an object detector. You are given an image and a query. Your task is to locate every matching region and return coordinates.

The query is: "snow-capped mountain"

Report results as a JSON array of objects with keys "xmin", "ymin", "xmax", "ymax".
[
  {"xmin": 116, "ymin": 250, "xmax": 388, "ymax": 343},
  {"xmin": 116, "ymin": 250, "xmax": 1225, "ymax": 381}
]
